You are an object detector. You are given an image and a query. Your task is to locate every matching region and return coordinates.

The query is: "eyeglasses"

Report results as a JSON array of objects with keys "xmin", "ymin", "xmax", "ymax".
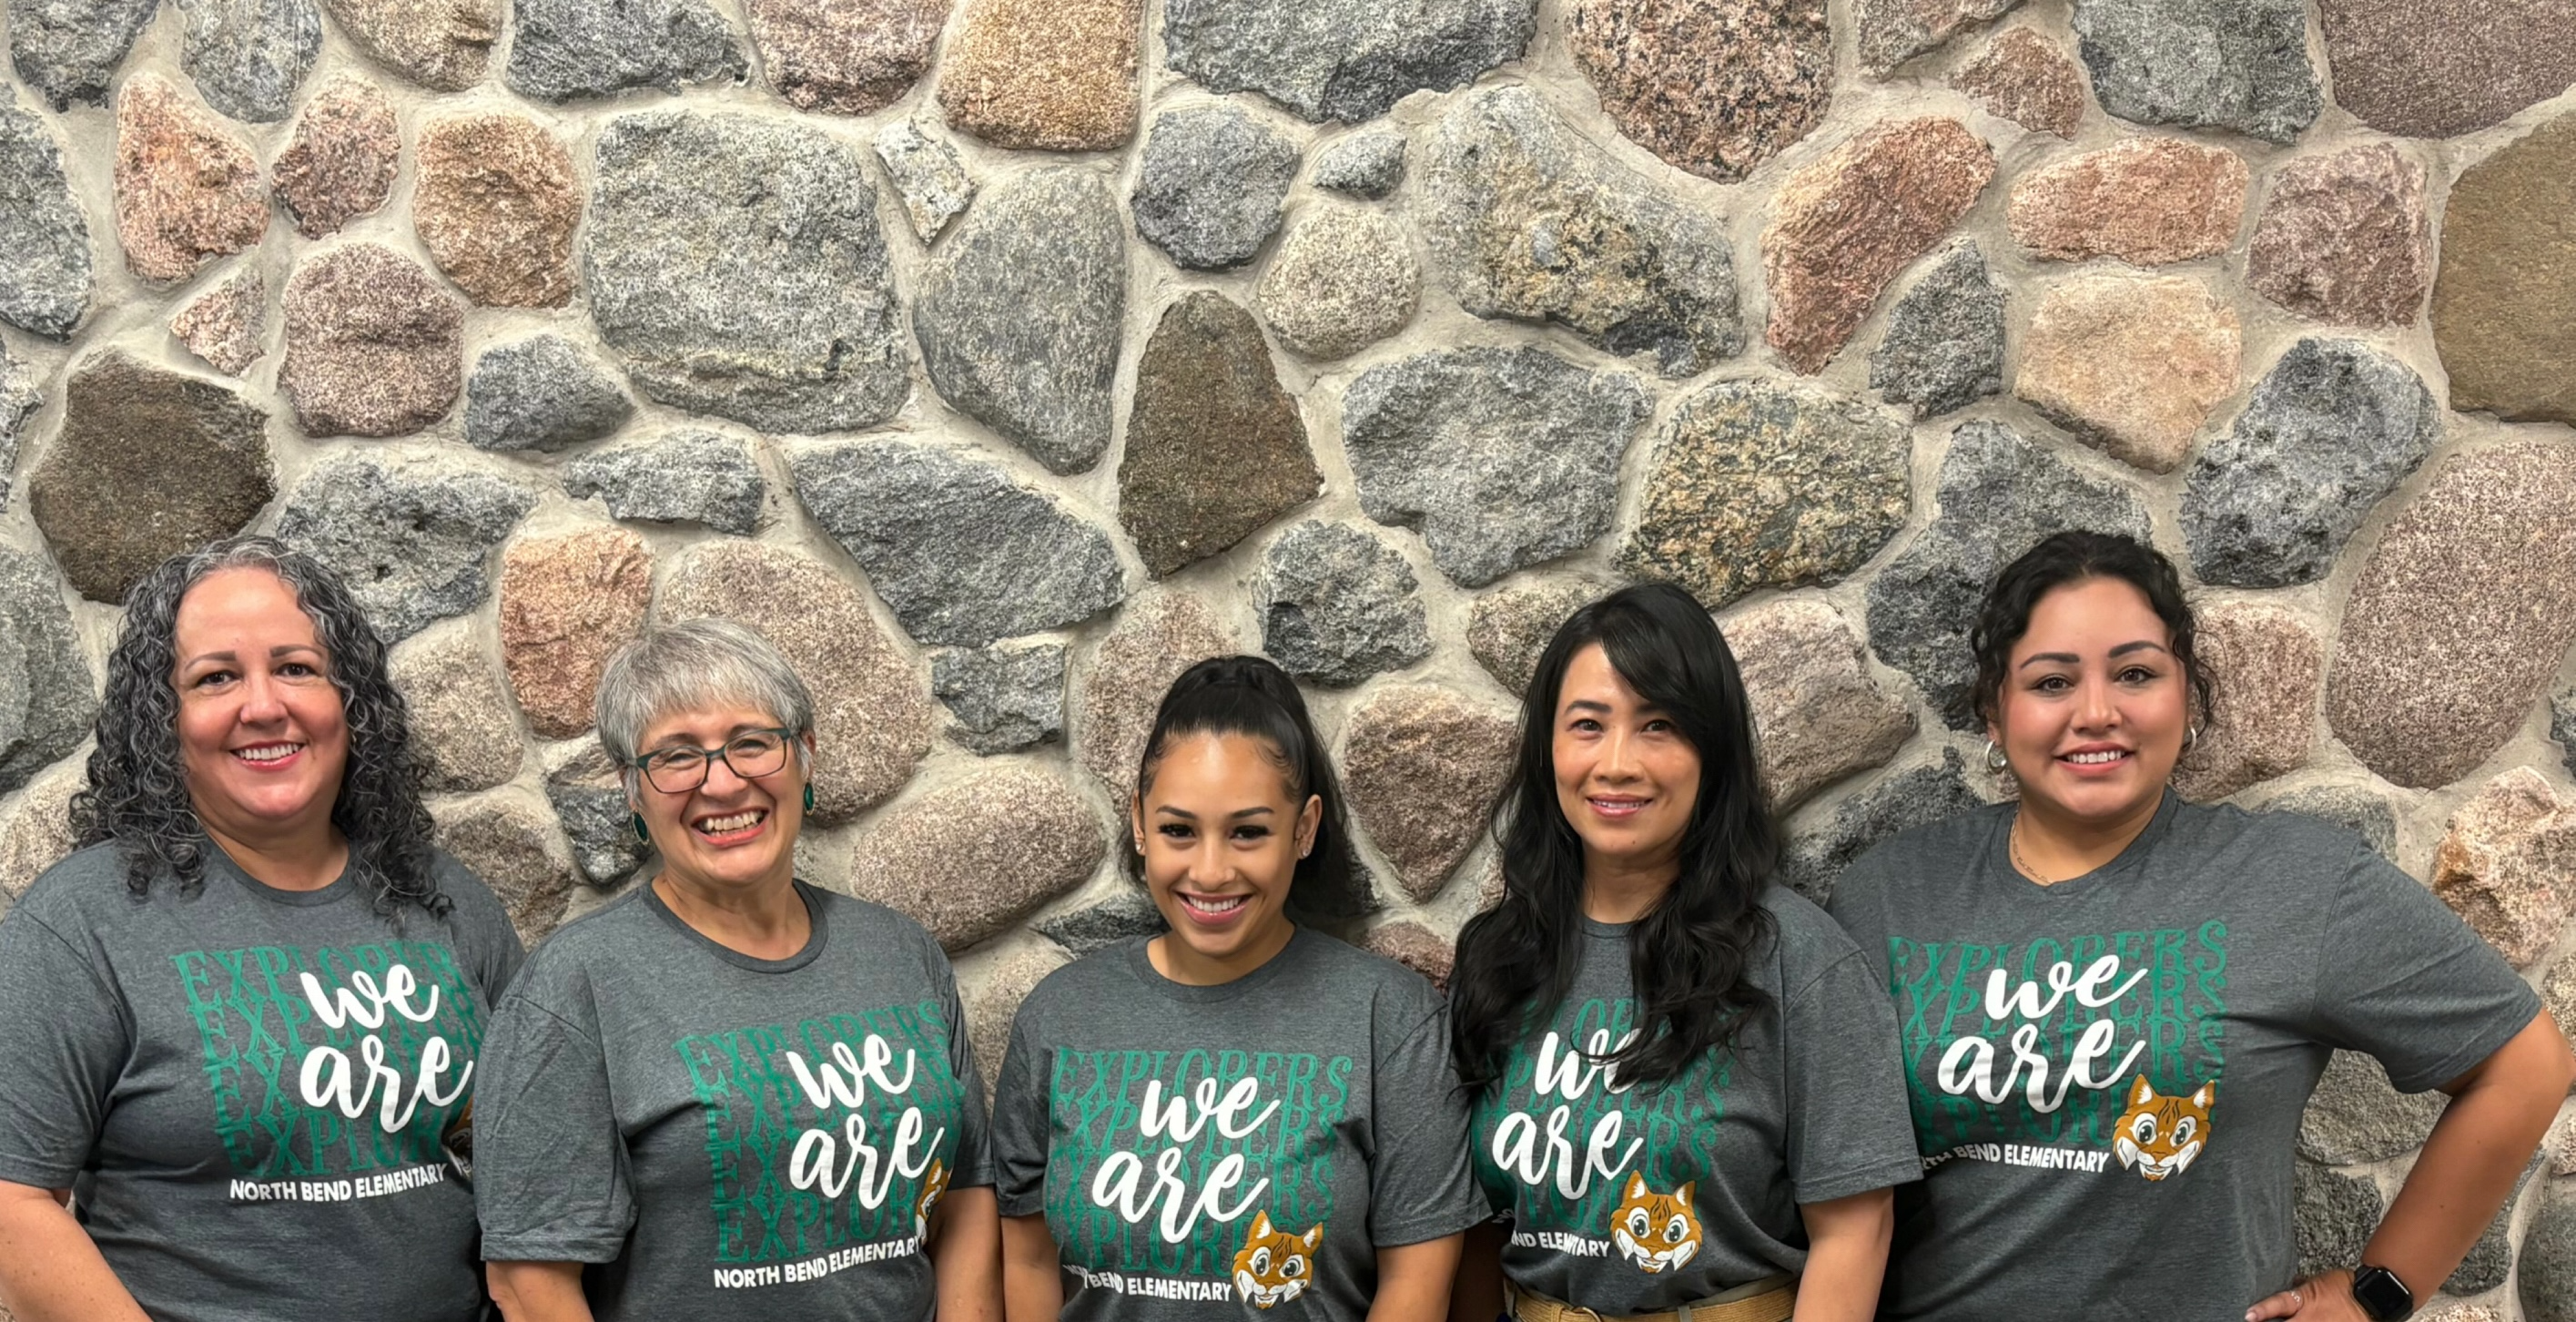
[{"xmin": 631, "ymin": 727, "xmax": 796, "ymax": 794}]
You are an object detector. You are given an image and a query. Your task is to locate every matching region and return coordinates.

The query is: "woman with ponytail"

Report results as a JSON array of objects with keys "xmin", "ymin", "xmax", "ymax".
[
  {"xmin": 1446, "ymin": 584, "xmax": 1919, "ymax": 1322},
  {"xmin": 991, "ymin": 655, "xmax": 1485, "ymax": 1322}
]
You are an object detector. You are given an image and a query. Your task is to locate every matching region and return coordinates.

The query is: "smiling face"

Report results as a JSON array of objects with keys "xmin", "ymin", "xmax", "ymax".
[
  {"xmin": 172, "ymin": 568, "xmax": 352, "ymax": 854},
  {"xmin": 1552, "ymin": 644, "xmax": 1702, "ymax": 887},
  {"xmin": 632, "ymin": 702, "xmax": 809, "ymax": 897},
  {"xmin": 1990, "ymin": 576, "xmax": 2191, "ymax": 828},
  {"xmin": 1131, "ymin": 732, "xmax": 1319, "ymax": 984}
]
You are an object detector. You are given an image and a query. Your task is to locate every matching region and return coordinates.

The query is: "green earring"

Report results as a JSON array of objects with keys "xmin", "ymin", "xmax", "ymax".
[
  {"xmin": 803, "ymin": 784, "xmax": 815, "ymax": 812},
  {"xmin": 630, "ymin": 812, "xmax": 650, "ymax": 846}
]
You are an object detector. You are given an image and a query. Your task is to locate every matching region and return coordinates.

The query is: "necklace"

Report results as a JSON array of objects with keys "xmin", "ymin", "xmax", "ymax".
[{"xmin": 2007, "ymin": 812, "xmax": 2057, "ymax": 884}]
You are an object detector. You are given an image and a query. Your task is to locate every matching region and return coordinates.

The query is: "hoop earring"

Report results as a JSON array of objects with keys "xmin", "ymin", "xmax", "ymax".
[
  {"xmin": 1983, "ymin": 739, "xmax": 2009, "ymax": 772},
  {"xmin": 2184, "ymin": 725, "xmax": 2201, "ymax": 752},
  {"xmin": 630, "ymin": 812, "xmax": 651, "ymax": 846}
]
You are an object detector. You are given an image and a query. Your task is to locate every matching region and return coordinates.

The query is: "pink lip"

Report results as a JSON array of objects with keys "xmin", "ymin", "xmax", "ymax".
[
  {"xmin": 1173, "ymin": 891, "xmax": 1252, "ymax": 930},
  {"xmin": 1587, "ymin": 797, "xmax": 1648, "ymax": 819}
]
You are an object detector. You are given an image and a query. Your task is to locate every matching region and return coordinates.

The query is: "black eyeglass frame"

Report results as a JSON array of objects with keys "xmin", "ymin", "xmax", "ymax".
[{"xmin": 628, "ymin": 727, "xmax": 800, "ymax": 795}]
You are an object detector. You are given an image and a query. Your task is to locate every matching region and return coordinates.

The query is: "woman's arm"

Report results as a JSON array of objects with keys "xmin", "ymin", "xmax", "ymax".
[
  {"xmin": 1002, "ymin": 1213, "xmax": 1065, "ymax": 1322},
  {"xmin": 2249, "ymin": 1011, "xmax": 2576, "ymax": 1320},
  {"xmin": 1793, "ymin": 1187, "xmax": 1896, "ymax": 1322},
  {"xmin": 1447, "ymin": 1220, "xmax": 1507, "ymax": 1322},
  {"xmin": 934, "ymin": 1186, "xmax": 1003, "ymax": 1322},
  {"xmin": 1373, "ymin": 1234, "xmax": 1465, "ymax": 1322},
  {"xmin": 0, "ymin": 1183, "xmax": 149, "ymax": 1322},
  {"xmin": 486, "ymin": 1261, "xmax": 593, "ymax": 1322}
]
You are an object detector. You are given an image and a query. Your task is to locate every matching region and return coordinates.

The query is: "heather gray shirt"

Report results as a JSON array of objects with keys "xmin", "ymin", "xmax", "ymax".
[
  {"xmin": 1467, "ymin": 887, "xmax": 1921, "ymax": 1313},
  {"xmin": 474, "ymin": 880, "xmax": 989, "ymax": 1322},
  {"xmin": 1830, "ymin": 795, "xmax": 2541, "ymax": 1322},
  {"xmin": 0, "ymin": 841, "xmax": 523, "ymax": 1322},
  {"xmin": 991, "ymin": 928, "xmax": 1486, "ymax": 1322}
]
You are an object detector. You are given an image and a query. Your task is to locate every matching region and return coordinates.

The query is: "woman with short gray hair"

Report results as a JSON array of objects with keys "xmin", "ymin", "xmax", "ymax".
[{"xmin": 475, "ymin": 617, "xmax": 999, "ymax": 1322}]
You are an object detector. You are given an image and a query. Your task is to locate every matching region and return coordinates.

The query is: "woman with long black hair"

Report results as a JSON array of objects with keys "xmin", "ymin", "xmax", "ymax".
[{"xmin": 1447, "ymin": 584, "xmax": 1919, "ymax": 1322}]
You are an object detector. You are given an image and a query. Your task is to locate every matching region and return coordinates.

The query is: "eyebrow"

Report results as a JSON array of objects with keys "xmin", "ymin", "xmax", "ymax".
[
  {"xmin": 179, "ymin": 644, "xmax": 326, "ymax": 668},
  {"xmin": 1560, "ymin": 699, "xmax": 1614, "ymax": 716},
  {"xmin": 646, "ymin": 724, "xmax": 778, "ymax": 749},
  {"xmin": 2017, "ymin": 640, "xmax": 2169, "ymax": 670},
  {"xmin": 1153, "ymin": 805, "xmax": 1278, "ymax": 820}
]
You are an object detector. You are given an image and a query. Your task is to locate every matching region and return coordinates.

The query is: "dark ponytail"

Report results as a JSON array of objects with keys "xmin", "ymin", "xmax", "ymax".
[
  {"xmin": 1128, "ymin": 656, "xmax": 1355, "ymax": 925},
  {"xmin": 1449, "ymin": 584, "xmax": 1780, "ymax": 1092}
]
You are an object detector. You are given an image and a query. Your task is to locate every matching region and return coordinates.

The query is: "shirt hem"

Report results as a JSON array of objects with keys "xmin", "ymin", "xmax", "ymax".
[
  {"xmin": 1793, "ymin": 1156, "xmax": 1927, "ymax": 1205},
  {"xmin": 0, "ymin": 1153, "xmax": 81, "ymax": 1190},
  {"xmin": 480, "ymin": 1236, "xmax": 627, "ymax": 1265},
  {"xmin": 1372, "ymin": 1204, "xmax": 1494, "ymax": 1249},
  {"xmin": 997, "ymin": 1195, "xmax": 1044, "ymax": 1219},
  {"xmin": 2384, "ymin": 984, "xmax": 2543, "ymax": 1093}
]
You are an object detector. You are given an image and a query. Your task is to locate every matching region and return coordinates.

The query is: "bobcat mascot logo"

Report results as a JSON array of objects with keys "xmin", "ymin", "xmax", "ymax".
[
  {"xmin": 2112, "ymin": 1076, "xmax": 2215, "ymax": 1182},
  {"xmin": 914, "ymin": 1159, "xmax": 949, "ymax": 1242},
  {"xmin": 1610, "ymin": 1173, "xmax": 1702, "ymax": 1274},
  {"xmin": 1233, "ymin": 1210, "xmax": 1322, "ymax": 1309}
]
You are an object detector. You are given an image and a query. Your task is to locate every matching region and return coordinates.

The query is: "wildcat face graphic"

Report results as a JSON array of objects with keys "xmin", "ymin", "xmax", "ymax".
[
  {"xmin": 1232, "ymin": 1210, "xmax": 1321, "ymax": 1308},
  {"xmin": 915, "ymin": 1159, "xmax": 949, "ymax": 1242},
  {"xmin": 1609, "ymin": 1173, "xmax": 1701, "ymax": 1275},
  {"xmin": 2111, "ymin": 1076, "xmax": 2214, "ymax": 1182}
]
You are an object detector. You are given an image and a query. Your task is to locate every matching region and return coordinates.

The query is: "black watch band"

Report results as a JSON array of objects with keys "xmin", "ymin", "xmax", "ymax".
[{"xmin": 2350, "ymin": 1265, "xmax": 2414, "ymax": 1321}]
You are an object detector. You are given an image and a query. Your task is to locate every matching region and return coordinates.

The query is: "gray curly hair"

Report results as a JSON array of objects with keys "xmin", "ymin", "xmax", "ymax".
[
  {"xmin": 69, "ymin": 536, "xmax": 446, "ymax": 918},
  {"xmin": 594, "ymin": 617, "xmax": 816, "ymax": 798}
]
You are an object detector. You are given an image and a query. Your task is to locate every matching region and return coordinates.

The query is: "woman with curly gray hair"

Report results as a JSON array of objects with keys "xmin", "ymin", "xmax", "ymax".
[{"xmin": 0, "ymin": 535, "xmax": 523, "ymax": 1322}]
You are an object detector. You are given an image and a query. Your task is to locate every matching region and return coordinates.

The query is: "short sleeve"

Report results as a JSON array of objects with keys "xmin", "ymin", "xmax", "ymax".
[
  {"xmin": 1363, "ymin": 986, "xmax": 1486, "ymax": 1248},
  {"xmin": 473, "ymin": 988, "xmax": 634, "ymax": 1262},
  {"xmin": 1781, "ymin": 951, "xmax": 1924, "ymax": 1205},
  {"xmin": 989, "ymin": 1001, "xmax": 1052, "ymax": 1219},
  {"xmin": 0, "ymin": 910, "xmax": 127, "ymax": 1190},
  {"xmin": 932, "ymin": 948, "xmax": 994, "ymax": 1189},
  {"xmin": 2308, "ymin": 843, "xmax": 2543, "ymax": 1093}
]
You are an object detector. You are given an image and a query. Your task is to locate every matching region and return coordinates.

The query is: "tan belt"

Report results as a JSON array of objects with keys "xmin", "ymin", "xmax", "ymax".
[{"xmin": 1509, "ymin": 1276, "xmax": 1797, "ymax": 1322}]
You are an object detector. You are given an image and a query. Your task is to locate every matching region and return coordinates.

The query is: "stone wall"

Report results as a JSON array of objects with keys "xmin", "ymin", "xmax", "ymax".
[{"xmin": 0, "ymin": 0, "xmax": 2572, "ymax": 1313}]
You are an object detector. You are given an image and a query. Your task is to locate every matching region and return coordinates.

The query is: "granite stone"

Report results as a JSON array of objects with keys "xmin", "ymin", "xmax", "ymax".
[
  {"xmin": 1951, "ymin": 25, "xmax": 2086, "ymax": 137},
  {"xmin": 1120, "ymin": 291, "xmax": 1318, "ymax": 578},
  {"xmin": 1778, "ymin": 749, "xmax": 1982, "ymax": 904},
  {"xmin": 872, "ymin": 119, "xmax": 975, "ymax": 245},
  {"xmin": 1363, "ymin": 921, "xmax": 1454, "ymax": 990},
  {"xmin": 1730, "ymin": 597, "xmax": 1916, "ymax": 810},
  {"xmin": 270, "ymin": 76, "xmax": 400, "ymax": 239},
  {"xmin": 2320, "ymin": 0, "xmax": 2576, "ymax": 138},
  {"xmin": 505, "ymin": 0, "xmax": 745, "ymax": 100},
  {"xmin": 2246, "ymin": 143, "xmax": 2430, "ymax": 328},
  {"xmin": 2184, "ymin": 339, "xmax": 2439, "ymax": 588},
  {"xmin": 539, "ymin": 737, "xmax": 642, "ymax": 886},
  {"xmin": 1869, "ymin": 240, "xmax": 2004, "ymax": 421},
  {"xmin": 914, "ymin": 168, "xmax": 1124, "ymax": 475},
  {"xmin": 1465, "ymin": 577, "xmax": 1607, "ymax": 699},
  {"xmin": 168, "ymin": 264, "xmax": 263, "ymax": 376},
  {"xmin": 1859, "ymin": 0, "xmax": 2020, "ymax": 76},
  {"xmin": 0, "ymin": 545, "xmax": 99, "ymax": 793},
  {"xmin": 2449, "ymin": 1158, "xmax": 2538, "ymax": 1296},
  {"xmin": 845, "ymin": 767, "xmax": 1106, "ymax": 951},
  {"xmin": 936, "ymin": 0, "xmax": 1141, "ymax": 151},
  {"xmin": 792, "ymin": 439, "xmax": 1127, "ymax": 648},
  {"xmin": 2327, "ymin": 442, "xmax": 2576, "ymax": 788},
  {"xmin": 0, "ymin": 761, "xmax": 84, "ymax": 904},
  {"xmin": 1035, "ymin": 890, "xmax": 1164, "ymax": 955},
  {"xmin": 1074, "ymin": 593, "xmax": 1238, "ymax": 803},
  {"xmin": 657, "ymin": 540, "xmax": 930, "ymax": 822},
  {"xmin": 433, "ymin": 790, "xmax": 577, "ymax": 945},
  {"xmin": 273, "ymin": 453, "xmax": 535, "ymax": 644},
  {"xmin": 1256, "ymin": 521, "xmax": 1431, "ymax": 688},
  {"xmin": 932, "ymin": 642, "xmax": 1065, "ymax": 756},
  {"xmin": 2072, "ymin": 0, "xmax": 2321, "ymax": 144},
  {"xmin": 1763, "ymin": 117, "xmax": 1994, "ymax": 374},
  {"xmin": 113, "ymin": 76, "xmax": 266, "ymax": 285},
  {"xmin": 2006, "ymin": 137, "xmax": 2247, "ymax": 266},
  {"xmin": 1164, "ymin": 0, "xmax": 1534, "ymax": 124},
  {"xmin": 464, "ymin": 334, "xmax": 634, "ymax": 453},
  {"xmin": 498, "ymin": 529, "xmax": 653, "ymax": 740},
  {"xmin": 1341, "ymin": 686, "xmax": 1516, "ymax": 901},
  {"xmin": 2014, "ymin": 274, "xmax": 2240, "ymax": 473},
  {"xmin": 9, "ymin": 0, "xmax": 157, "ymax": 107},
  {"xmin": 2169, "ymin": 602, "xmax": 2320, "ymax": 802},
  {"xmin": 1313, "ymin": 129, "xmax": 1405, "ymax": 198},
  {"xmin": 1419, "ymin": 85, "xmax": 1742, "ymax": 379},
  {"xmin": 2528, "ymin": 1186, "xmax": 2576, "ymax": 1322},
  {"xmin": 388, "ymin": 624, "xmax": 522, "ymax": 793},
  {"xmin": 2258, "ymin": 784, "xmax": 2399, "ymax": 859},
  {"xmin": 1866, "ymin": 422, "xmax": 2150, "ymax": 727},
  {"xmin": 1256, "ymin": 205, "xmax": 1418, "ymax": 360},
  {"xmin": 413, "ymin": 114, "xmax": 581, "ymax": 308},
  {"xmin": 29, "ymin": 351, "xmax": 275, "ymax": 604},
  {"xmin": 1132, "ymin": 103, "xmax": 1299, "ymax": 271},
  {"xmin": 585, "ymin": 111, "xmax": 909, "ymax": 433},
  {"xmin": 2292, "ymin": 1161, "xmax": 2383, "ymax": 1282},
  {"xmin": 279, "ymin": 243, "xmax": 462, "ymax": 438},
  {"xmin": 0, "ymin": 90, "xmax": 91, "ymax": 337},
  {"xmin": 1569, "ymin": 0, "xmax": 1831, "ymax": 180},
  {"xmin": 2298, "ymin": 1050, "xmax": 2444, "ymax": 1164},
  {"xmin": 748, "ymin": 0, "xmax": 946, "ymax": 115},
  {"xmin": 562, "ymin": 430, "xmax": 764, "ymax": 534},
  {"xmin": 2430, "ymin": 768, "xmax": 2576, "ymax": 968},
  {"xmin": 1345, "ymin": 346, "xmax": 1648, "ymax": 589},
  {"xmin": 0, "ymin": 347, "xmax": 38, "ymax": 498},
  {"xmin": 2432, "ymin": 111, "xmax": 2576, "ymax": 426},
  {"xmin": 177, "ymin": 0, "xmax": 320, "ymax": 121},
  {"xmin": 322, "ymin": 0, "xmax": 497, "ymax": 89},
  {"xmin": 2559, "ymin": 687, "xmax": 2576, "ymax": 783},
  {"xmin": 1618, "ymin": 379, "xmax": 1912, "ymax": 608}
]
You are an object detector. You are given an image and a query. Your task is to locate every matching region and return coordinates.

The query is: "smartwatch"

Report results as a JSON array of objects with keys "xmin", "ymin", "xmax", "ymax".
[{"xmin": 2350, "ymin": 1265, "xmax": 2413, "ymax": 1321}]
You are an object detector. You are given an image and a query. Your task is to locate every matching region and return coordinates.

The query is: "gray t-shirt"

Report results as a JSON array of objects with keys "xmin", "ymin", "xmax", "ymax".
[
  {"xmin": 473, "ymin": 880, "xmax": 989, "ymax": 1322},
  {"xmin": 0, "ymin": 840, "xmax": 524, "ymax": 1322},
  {"xmin": 991, "ymin": 928, "xmax": 1486, "ymax": 1322},
  {"xmin": 1829, "ymin": 795, "xmax": 2542, "ymax": 1322},
  {"xmin": 1467, "ymin": 887, "xmax": 1921, "ymax": 1313}
]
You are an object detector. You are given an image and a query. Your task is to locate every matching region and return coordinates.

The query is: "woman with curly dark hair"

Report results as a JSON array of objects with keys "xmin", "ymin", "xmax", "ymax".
[
  {"xmin": 0, "ymin": 536, "xmax": 522, "ymax": 1322},
  {"xmin": 1447, "ymin": 584, "xmax": 1919, "ymax": 1322}
]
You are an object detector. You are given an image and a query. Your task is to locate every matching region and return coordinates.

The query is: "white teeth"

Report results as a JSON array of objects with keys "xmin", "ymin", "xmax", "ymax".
[
  {"xmin": 2066, "ymin": 750, "xmax": 2125, "ymax": 765},
  {"xmin": 697, "ymin": 810, "xmax": 765, "ymax": 833},
  {"xmin": 234, "ymin": 743, "xmax": 302, "ymax": 763},
  {"xmin": 1181, "ymin": 893, "xmax": 1247, "ymax": 913}
]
